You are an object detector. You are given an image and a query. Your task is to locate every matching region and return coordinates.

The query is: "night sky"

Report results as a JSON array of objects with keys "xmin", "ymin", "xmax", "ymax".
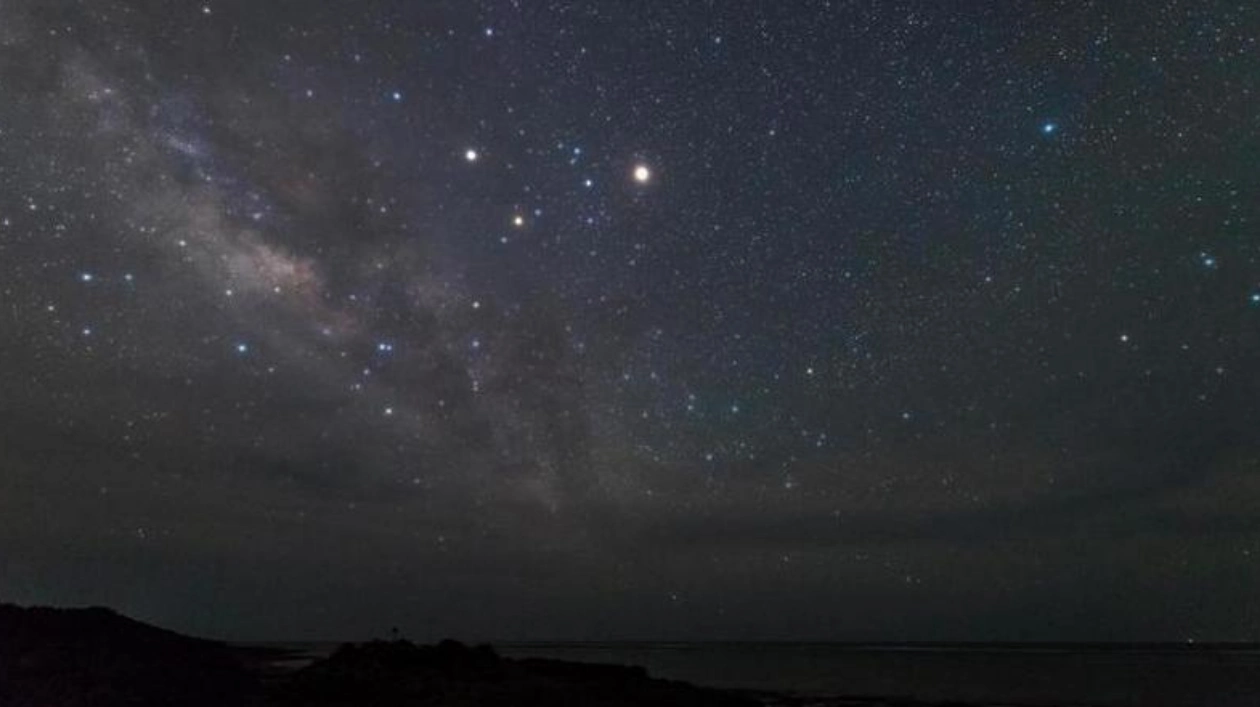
[{"xmin": 2, "ymin": 0, "xmax": 1260, "ymax": 642}]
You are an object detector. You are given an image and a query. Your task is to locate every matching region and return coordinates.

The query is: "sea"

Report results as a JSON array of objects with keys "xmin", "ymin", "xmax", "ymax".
[{"xmin": 250, "ymin": 641, "xmax": 1260, "ymax": 706}]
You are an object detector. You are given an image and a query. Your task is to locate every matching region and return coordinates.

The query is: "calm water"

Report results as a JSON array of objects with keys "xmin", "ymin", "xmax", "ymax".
[
  {"xmin": 499, "ymin": 643, "xmax": 1260, "ymax": 706},
  {"xmin": 253, "ymin": 641, "xmax": 1260, "ymax": 706}
]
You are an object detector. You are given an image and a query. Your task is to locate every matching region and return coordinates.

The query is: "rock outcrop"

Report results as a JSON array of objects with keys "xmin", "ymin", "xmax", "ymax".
[{"xmin": 274, "ymin": 638, "xmax": 759, "ymax": 706}]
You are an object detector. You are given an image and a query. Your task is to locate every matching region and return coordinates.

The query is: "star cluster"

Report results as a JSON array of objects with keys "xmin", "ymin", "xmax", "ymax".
[{"xmin": 1, "ymin": 1, "xmax": 1259, "ymax": 641}]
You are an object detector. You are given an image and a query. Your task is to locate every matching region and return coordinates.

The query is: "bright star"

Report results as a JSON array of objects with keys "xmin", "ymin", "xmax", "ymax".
[
  {"xmin": 512, "ymin": 214, "xmax": 525, "ymax": 227},
  {"xmin": 79, "ymin": 272, "xmax": 94, "ymax": 283},
  {"xmin": 464, "ymin": 148, "xmax": 479, "ymax": 163},
  {"xmin": 391, "ymin": 91, "xmax": 403, "ymax": 102},
  {"xmin": 633, "ymin": 164, "xmax": 652, "ymax": 184},
  {"xmin": 1042, "ymin": 122, "xmax": 1057, "ymax": 134},
  {"xmin": 235, "ymin": 342, "xmax": 249, "ymax": 354}
]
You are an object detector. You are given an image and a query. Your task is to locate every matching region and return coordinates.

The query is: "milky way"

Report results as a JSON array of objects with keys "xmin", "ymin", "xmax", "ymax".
[{"xmin": 2, "ymin": 1, "xmax": 1260, "ymax": 641}]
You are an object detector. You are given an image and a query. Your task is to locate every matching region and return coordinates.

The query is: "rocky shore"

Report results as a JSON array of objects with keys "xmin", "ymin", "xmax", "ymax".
[{"xmin": 0, "ymin": 604, "xmax": 1022, "ymax": 707}]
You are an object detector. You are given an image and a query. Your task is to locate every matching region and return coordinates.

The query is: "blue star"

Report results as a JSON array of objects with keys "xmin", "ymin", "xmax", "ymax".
[
  {"xmin": 391, "ymin": 91, "xmax": 403, "ymax": 102},
  {"xmin": 1041, "ymin": 122, "xmax": 1057, "ymax": 135},
  {"xmin": 1250, "ymin": 292, "xmax": 1260, "ymax": 305},
  {"xmin": 235, "ymin": 342, "xmax": 249, "ymax": 354},
  {"xmin": 79, "ymin": 272, "xmax": 94, "ymax": 283}
]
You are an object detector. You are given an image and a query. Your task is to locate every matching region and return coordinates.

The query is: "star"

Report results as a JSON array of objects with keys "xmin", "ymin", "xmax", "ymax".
[{"xmin": 6, "ymin": 0, "xmax": 1254, "ymax": 645}]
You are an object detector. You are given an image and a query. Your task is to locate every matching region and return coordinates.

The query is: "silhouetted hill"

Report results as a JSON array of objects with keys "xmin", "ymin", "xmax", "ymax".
[
  {"xmin": 0, "ymin": 603, "xmax": 255, "ymax": 706},
  {"xmin": 0, "ymin": 605, "xmax": 769, "ymax": 706},
  {"xmin": 274, "ymin": 638, "xmax": 761, "ymax": 706}
]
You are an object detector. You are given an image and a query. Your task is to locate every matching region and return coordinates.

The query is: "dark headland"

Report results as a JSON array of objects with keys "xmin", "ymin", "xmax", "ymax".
[
  {"xmin": 28, "ymin": 602, "xmax": 1251, "ymax": 706},
  {"xmin": 0, "ymin": 603, "xmax": 803, "ymax": 707}
]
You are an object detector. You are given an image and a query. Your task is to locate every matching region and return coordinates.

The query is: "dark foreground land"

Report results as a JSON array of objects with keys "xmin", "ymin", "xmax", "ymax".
[
  {"xmin": 0, "ymin": 604, "xmax": 750, "ymax": 707},
  {"xmin": 0, "ymin": 603, "xmax": 1051, "ymax": 707}
]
